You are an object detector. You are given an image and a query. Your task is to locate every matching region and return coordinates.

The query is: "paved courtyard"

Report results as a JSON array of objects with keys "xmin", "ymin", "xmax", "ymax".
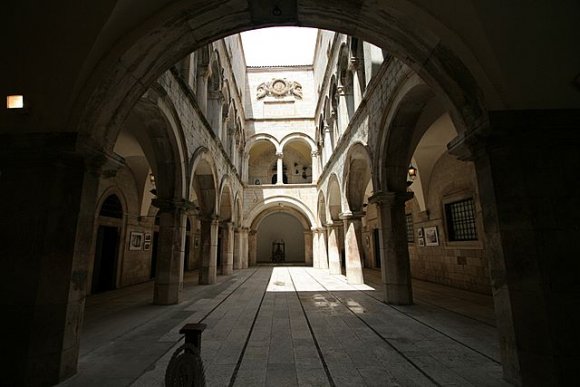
[{"xmin": 60, "ymin": 267, "xmax": 508, "ymax": 386}]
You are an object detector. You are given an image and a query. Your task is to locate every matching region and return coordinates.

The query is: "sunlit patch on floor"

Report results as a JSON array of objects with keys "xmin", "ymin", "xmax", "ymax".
[{"xmin": 265, "ymin": 266, "xmax": 375, "ymax": 292}]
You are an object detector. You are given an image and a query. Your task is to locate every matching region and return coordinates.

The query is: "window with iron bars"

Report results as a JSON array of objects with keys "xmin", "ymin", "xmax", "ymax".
[
  {"xmin": 405, "ymin": 213, "xmax": 414, "ymax": 243},
  {"xmin": 445, "ymin": 198, "xmax": 478, "ymax": 241}
]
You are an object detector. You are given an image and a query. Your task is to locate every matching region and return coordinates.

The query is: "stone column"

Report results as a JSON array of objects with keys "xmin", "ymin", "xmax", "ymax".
[
  {"xmin": 340, "ymin": 212, "xmax": 365, "ymax": 284},
  {"xmin": 196, "ymin": 69, "xmax": 209, "ymax": 115},
  {"xmin": 199, "ymin": 216, "xmax": 219, "ymax": 284},
  {"xmin": 327, "ymin": 223, "xmax": 342, "ymax": 275},
  {"xmin": 303, "ymin": 231, "xmax": 313, "ymax": 265},
  {"xmin": 276, "ymin": 151, "xmax": 284, "ymax": 185},
  {"xmin": 323, "ymin": 125, "xmax": 333, "ymax": 164},
  {"xmin": 233, "ymin": 227, "xmax": 242, "ymax": 270},
  {"xmin": 318, "ymin": 228, "xmax": 329, "ymax": 269},
  {"xmin": 311, "ymin": 228, "xmax": 320, "ymax": 268},
  {"xmin": 249, "ymin": 230, "xmax": 257, "ymax": 265},
  {"xmin": 0, "ymin": 138, "xmax": 118, "ymax": 385},
  {"xmin": 369, "ymin": 191, "xmax": 414, "ymax": 305},
  {"xmin": 222, "ymin": 222, "xmax": 234, "ymax": 275},
  {"xmin": 350, "ymin": 57, "xmax": 363, "ymax": 109},
  {"xmin": 241, "ymin": 228, "xmax": 249, "ymax": 268},
  {"xmin": 337, "ymin": 85, "xmax": 352, "ymax": 133},
  {"xmin": 151, "ymin": 198, "xmax": 188, "ymax": 305},
  {"xmin": 241, "ymin": 152, "xmax": 249, "ymax": 183},
  {"xmin": 311, "ymin": 150, "xmax": 320, "ymax": 181},
  {"xmin": 447, "ymin": 110, "xmax": 580, "ymax": 385}
]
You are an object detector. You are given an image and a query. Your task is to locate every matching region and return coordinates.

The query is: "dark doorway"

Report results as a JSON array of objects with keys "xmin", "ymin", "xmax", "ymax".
[
  {"xmin": 217, "ymin": 232, "xmax": 223, "ymax": 272},
  {"xmin": 150, "ymin": 231, "xmax": 159, "ymax": 279},
  {"xmin": 271, "ymin": 173, "xmax": 289, "ymax": 184},
  {"xmin": 184, "ymin": 218, "xmax": 191, "ymax": 271},
  {"xmin": 92, "ymin": 225, "xmax": 119, "ymax": 293},
  {"xmin": 373, "ymin": 228, "xmax": 381, "ymax": 268}
]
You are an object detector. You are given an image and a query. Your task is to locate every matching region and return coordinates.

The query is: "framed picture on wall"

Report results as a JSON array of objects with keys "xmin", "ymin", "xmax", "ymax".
[
  {"xmin": 143, "ymin": 242, "xmax": 151, "ymax": 251},
  {"xmin": 129, "ymin": 231, "xmax": 144, "ymax": 250},
  {"xmin": 418, "ymin": 238, "xmax": 425, "ymax": 247},
  {"xmin": 424, "ymin": 226, "xmax": 439, "ymax": 246},
  {"xmin": 144, "ymin": 233, "xmax": 151, "ymax": 242},
  {"xmin": 417, "ymin": 228, "xmax": 424, "ymax": 238}
]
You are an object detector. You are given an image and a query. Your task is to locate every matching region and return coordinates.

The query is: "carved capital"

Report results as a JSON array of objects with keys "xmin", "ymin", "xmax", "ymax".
[
  {"xmin": 348, "ymin": 56, "xmax": 360, "ymax": 71},
  {"xmin": 337, "ymin": 85, "xmax": 351, "ymax": 96},
  {"xmin": 339, "ymin": 211, "xmax": 365, "ymax": 220},
  {"xmin": 368, "ymin": 191, "xmax": 414, "ymax": 207},
  {"xmin": 152, "ymin": 198, "xmax": 197, "ymax": 213}
]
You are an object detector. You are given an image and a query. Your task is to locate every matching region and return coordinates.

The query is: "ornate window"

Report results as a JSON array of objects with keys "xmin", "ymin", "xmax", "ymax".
[{"xmin": 445, "ymin": 198, "xmax": 478, "ymax": 241}]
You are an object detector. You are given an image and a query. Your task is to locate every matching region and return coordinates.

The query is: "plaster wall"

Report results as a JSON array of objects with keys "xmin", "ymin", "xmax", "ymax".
[{"xmin": 256, "ymin": 212, "xmax": 305, "ymax": 262}]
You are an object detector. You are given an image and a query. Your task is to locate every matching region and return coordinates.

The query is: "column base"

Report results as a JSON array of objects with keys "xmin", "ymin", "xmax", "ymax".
[
  {"xmin": 154, "ymin": 283, "xmax": 181, "ymax": 304},
  {"xmin": 222, "ymin": 264, "xmax": 233, "ymax": 275},
  {"xmin": 384, "ymin": 283, "xmax": 413, "ymax": 305}
]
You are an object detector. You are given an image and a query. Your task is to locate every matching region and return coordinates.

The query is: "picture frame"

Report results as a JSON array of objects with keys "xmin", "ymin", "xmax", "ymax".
[
  {"xmin": 144, "ymin": 233, "xmax": 151, "ymax": 242},
  {"xmin": 424, "ymin": 226, "xmax": 439, "ymax": 246},
  {"xmin": 418, "ymin": 238, "xmax": 425, "ymax": 247},
  {"xmin": 143, "ymin": 242, "xmax": 151, "ymax": 251},
  {"xmin": 417, "ymin": 228, "xmax": 423, "ymax": 238},
  {"xmin": 129, "ymin": 231, "xmax": 145, "ymax": 250}
]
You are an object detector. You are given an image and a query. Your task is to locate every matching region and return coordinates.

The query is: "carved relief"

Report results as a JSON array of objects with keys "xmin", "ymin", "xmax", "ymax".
[{"xmin": 256, "ymin": 78, "xmax": 303, "ymax": 100}]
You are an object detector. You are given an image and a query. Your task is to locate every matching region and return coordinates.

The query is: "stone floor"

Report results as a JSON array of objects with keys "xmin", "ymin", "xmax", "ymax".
[{"xmin": 59, "ymin": 267, "xmax": 509, "ymax": 386}]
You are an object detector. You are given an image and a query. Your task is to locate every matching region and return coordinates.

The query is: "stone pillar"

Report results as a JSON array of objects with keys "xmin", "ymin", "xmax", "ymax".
[
  {"xmin": 249, "ymin": 230, "xmax": 257, "ymax": 266},
  {"xmin": 233, "ymin": 227, "xmax": 242, "ymax": 270},
  {"xmin": 196, "ymin": 70, "xmax": 209, "ymax": 115},
  {"xmin": 327, "ymin": 223, "xmax": 342, "ymax": 275},
  {"xmin": 350, "ymin": 57, "xmax": 363, "ymax": 109},
  {"xmin": 318, "ymin": 228, "xmax": 329, "ymax": 269},
  {"xmin": 222, "ymin": 222, "xmax": 234, "ymax": 275},
  {"xmin": 242, "ymin": 152, "xmax": 249, "ymax": 183},
  {"xmin": 340, "ymin": 212, "xmax": 365, "ymax": 284},
  {"xmin": 303, "ymin": 231, "xmax": 313, "ymax": 265},
  {"xmin": 448, "ymin": 110, "xmax": 580, "ymax": 386},
  {"xmin": 369, "ymin": 191, "xmax": 414, "ymax": 305},
  {"xmin": 0, "ymin": 136, "xmax": 123, "ymax": 385},
  {"xmin": 276, "ymin": 151, "xmax": 284, "ymax": 185},
  {"xmin": 311, "ymin": 228, "xmax": 320, "ymax": 268},
  {"xmin": 337, "ymin": 85, "xmax": 352, "ymax": 133},
  {"xmin": 241, "ymin": 228, "xmax": 249, "ymax": 268},
  {"xmin": 151, "ymin": 198, "xmax": 188, "ymax": 305},
  {"xmin": 199, "ymin": 216, "xmax": 219, "ymax": 285},
  {"xmin": 323, "ymin": 125, "xmax": 333, "ymax": 164},
  {"xmin": 311, "ymin": 150, "xmax": 320, "ymax": 181}
]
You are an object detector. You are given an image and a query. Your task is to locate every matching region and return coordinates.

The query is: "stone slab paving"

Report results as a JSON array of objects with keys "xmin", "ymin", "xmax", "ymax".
[{"xmin": 60, "ymin": 266, "xmax": 511, "ymax": 387}]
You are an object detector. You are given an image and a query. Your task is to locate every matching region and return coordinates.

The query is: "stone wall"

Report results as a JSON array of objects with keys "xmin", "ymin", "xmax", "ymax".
[{"xmin": 407, "ymin": 153, "xmax": 490, "ymax": 294}]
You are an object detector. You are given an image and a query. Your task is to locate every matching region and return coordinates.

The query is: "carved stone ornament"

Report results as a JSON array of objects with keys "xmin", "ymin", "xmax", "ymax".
[{"xmin": 256, "ymin": 78, "xmax": 303, "ymax": 100}]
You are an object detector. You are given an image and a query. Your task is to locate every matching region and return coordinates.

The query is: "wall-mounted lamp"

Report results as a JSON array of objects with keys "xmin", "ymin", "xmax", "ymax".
[
  {"xmin": 407, "ymin": 164, "xmax": 417, "ymax": 186},
  {"xmin": 7, "ymin": 95, "xmax": 24, "ymax": 109},
  {"xmin": 408, "ymin": 165, "xmax": 417, "ymax": 179},
  {"xmin": 149, "ymin": 173, "xmax": 156, "ymax": 186}
]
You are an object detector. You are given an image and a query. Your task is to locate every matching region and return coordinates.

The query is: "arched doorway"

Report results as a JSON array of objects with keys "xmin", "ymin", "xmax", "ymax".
[
  {"xmin": 92, "ymin": 194, "xmax": 124, "ymax": 294},
  {"xmin": 256, "ymin": 212, "xmax": 305, "ymax": 263}
]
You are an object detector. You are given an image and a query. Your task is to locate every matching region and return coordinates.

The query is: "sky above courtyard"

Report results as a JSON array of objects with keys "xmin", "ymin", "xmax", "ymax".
[{"xmin": 241, "ymin": 27, "xmax": 318, "ymax": 66}]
